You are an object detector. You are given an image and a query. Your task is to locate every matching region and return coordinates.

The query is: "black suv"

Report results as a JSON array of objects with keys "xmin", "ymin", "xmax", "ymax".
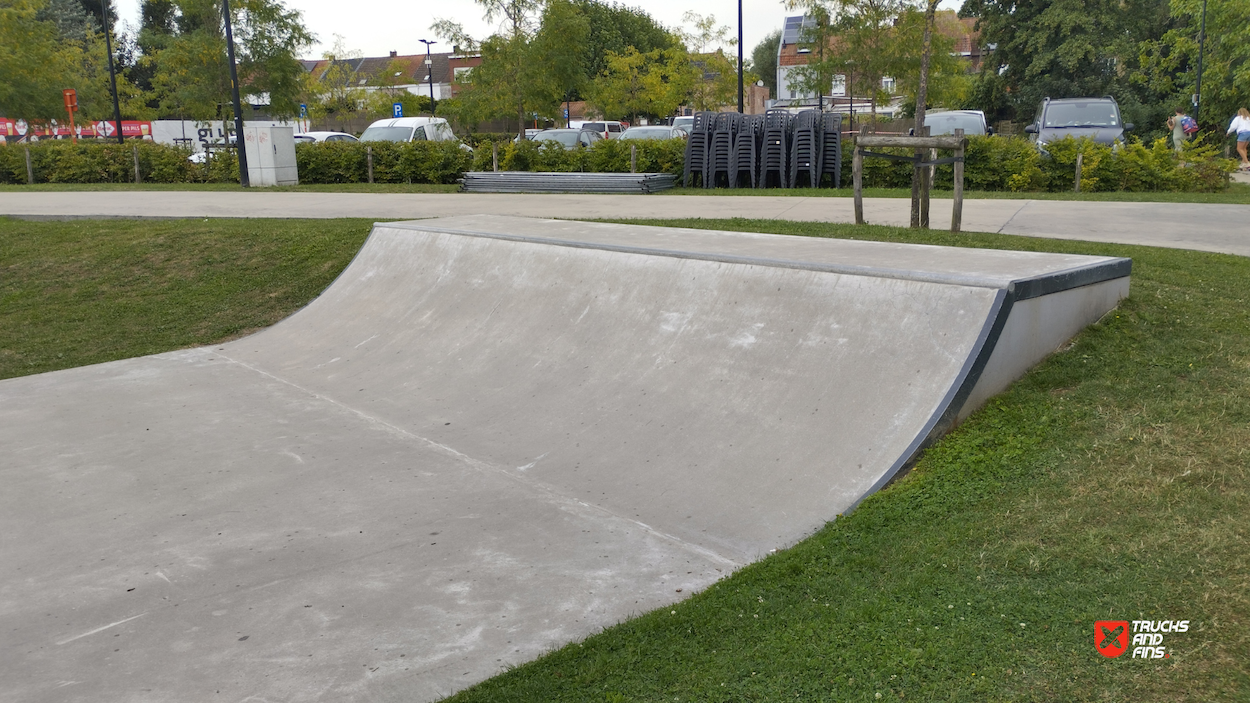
[{"xmin": 1024, "ymin": 97, "xmax": 1133, "ymax": 149}]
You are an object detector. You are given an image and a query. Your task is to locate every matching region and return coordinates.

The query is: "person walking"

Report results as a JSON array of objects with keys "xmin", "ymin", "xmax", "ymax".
[
  {"xmin": 1167, "ymin": 107, "xmax": 1193, "ymax": 154},
  {"xmin": 1228, "ymin": 108, "xmax": 1250, "ymax": 170}
]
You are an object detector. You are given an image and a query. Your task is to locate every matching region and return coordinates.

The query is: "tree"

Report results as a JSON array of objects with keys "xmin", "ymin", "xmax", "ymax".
[
  {"xmin": 0, "ymin": 0, "xmax": 131, "ymax": 121},
  {"xmin": 589, "ymin": 46, "xmax": 691, "ymax": 123},
  {"xmin": 1137, "ymin": 0, "xmax": 1249, "ymax": 132},
  {"xmin": 960, "ymin": 0, "xmax": 1175, "ymax": 124},
  {"xmin": 751, "ymin": 29, "xmax": 781, "ymax": 99},
  {"xmin": 148, "ymin": 0, "xmax": 314, "ymax": 120},
  {"xmin": 529, "ymin": 0, "xmax": 590, "ymax": 124},
  {"xmin": 574, "ymin": 0, "xmax": 678, "ymax": 84}
]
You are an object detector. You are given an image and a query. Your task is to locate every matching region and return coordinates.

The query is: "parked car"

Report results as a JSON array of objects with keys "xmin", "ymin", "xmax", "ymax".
[
  {"xmin": 576, "ymin": 121, "xmax": 627, "ymax": 140},
  {"xmin": 531, "ymin": 129, "xmax": 603, "ymax": 149},
  {"xmin": 670, "ymin": 116, "xmax": 694, "ymax": 132},
  {"xmin": 294, "ymin": 131, "xmax": 359, "ymax": 143},
  {"xmin": 618, "ymin": 126, "xmax": 687, "ymax": 140},
  {"xmin": 923, "ymin": 110, "xmax": 990, "ymax": 136},
  {"xmin": 360, "ymin": 117, "xmax": 470, "ymax": 150},
  {"xmin": 1024, "ymin": 97, "xmax": 1133, "ymax": 149}
]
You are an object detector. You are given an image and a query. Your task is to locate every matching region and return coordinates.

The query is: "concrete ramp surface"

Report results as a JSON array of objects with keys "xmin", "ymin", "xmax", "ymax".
[{"xmin": 0, "ymin": 216, "xmax": 1128, "ymax": 701}]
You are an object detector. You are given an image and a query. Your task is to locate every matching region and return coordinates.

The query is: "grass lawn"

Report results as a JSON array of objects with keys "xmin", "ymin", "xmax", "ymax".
[{"xmin": 1, "ymin": 216, "xmax": 1246, "ymax": 701}]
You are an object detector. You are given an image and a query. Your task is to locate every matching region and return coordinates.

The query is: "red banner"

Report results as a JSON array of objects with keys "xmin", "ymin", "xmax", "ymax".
[{"xmin": 0, "ymin": 119, "xmax": 152, "ymax": 140}]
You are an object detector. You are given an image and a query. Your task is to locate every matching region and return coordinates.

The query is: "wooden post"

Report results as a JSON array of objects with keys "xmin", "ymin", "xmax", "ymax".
[
  {"xmin": 492, "ymin": 142, "xmax": 499, "ymax": 172},
  {"xmin": 25, "ymin": 147, "xmax": 34, "ymax": 184},
  {"xmin": 1074, "ymin": 152, "xmax": 1083, "ymax": 193},
  {"xmin": 853, "ymin": 125, "xmax": 867, "ymax": 225},
  {"xmin": 951, "ymin": 129, "xmax": 965, "ymax": 234},
  {"xmin": 132, "ymin": 145, "xmax": 142, "ymax": 184},
  {"xmin": 919, "ymin": 126, "xmax": 931, "ymax": 229},
  {"xmin": 630, "ymin": 144, "xmax": 637, "ymax": 174},
  {"xmin": 367, "ymin": 146, "xmax": 374, "ymax": 184}
]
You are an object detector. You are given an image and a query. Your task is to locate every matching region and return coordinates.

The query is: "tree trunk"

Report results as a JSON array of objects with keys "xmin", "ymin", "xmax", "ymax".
[{"xmin": 910, "ymin": 0, "xmax": 939, "ymax": 228}]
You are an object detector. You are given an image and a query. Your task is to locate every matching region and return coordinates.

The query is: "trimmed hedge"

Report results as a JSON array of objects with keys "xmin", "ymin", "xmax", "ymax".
[
  {"xmin": 294, "ymin": 141, "xmax": 471, "ymax": 184},
  {"xmin": 469, "ymin": 137, "xmax": 686, "ymax": 177},
  {"xmin": 2, "ymin": 134, "xmax": 1232, "ymax": 192},
  {"xmin": 0, "ymin": 140, "xmax": 232, "ymax": 184},
  {"xmin": 845, "ymin": 135, "xmax": 1234, "ymax": 193}
]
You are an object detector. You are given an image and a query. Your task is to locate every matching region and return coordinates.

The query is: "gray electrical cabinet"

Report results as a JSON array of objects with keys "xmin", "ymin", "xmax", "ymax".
[{"xmin": 242, "ymin": 125, "xmax": 298, "ymax": 187}]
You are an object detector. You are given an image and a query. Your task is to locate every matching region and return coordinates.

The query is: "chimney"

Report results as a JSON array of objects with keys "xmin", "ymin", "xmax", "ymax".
[{"xmin": 389, "ymin": 50, "xmax": 397, "ymax": 58}]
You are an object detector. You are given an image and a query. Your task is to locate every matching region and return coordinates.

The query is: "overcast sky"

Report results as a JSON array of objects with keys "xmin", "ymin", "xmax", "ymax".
[{"xmin": 115, "ymin": 0, "xmax": 962, "ymax": 64}]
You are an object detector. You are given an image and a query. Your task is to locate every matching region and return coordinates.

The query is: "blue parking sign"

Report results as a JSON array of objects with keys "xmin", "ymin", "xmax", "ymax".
[
  {"xmin": 299, "ymin": 103, "xmax": 307, "ymax": 118},
  {"xmin": 393, "ymin": 103, "xmax": 403, "ymax": 118}
]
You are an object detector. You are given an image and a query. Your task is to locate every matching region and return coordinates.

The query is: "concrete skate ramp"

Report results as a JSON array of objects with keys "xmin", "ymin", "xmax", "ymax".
[{"xmin": 0, "ymin": 216, "xmax": 1128, "ymax": 701}]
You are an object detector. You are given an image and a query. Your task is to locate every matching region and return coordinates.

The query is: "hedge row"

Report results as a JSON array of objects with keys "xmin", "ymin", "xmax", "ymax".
[
  {"xmin": 0, "ymin": 140, "xmax": 238, "ymax": 184},
  {"xmin": 469, "ymin": 137, "xmax": 687, "ymax": 177},
  {"xmin": 2, "ymin": 134, "xmax": 1233, "ymax": 192},
  {"xmin": 844, "ymin": 135, "xmax": 1234, "ymax": 193},
  {"xmin": 294, "ymin": 141, "xmax": 470, "ymax": 184}
]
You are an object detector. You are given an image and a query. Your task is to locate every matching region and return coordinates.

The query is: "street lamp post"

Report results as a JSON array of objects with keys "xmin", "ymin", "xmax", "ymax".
[
  {"xmin": 1194, "ymin": 0, "xmax": 1207, "ymax": 124},
  {"xmin": 223, "ymin": 0, "xmax": 248, "ymax": 186},
  {"xmin": 419, "ymin": 39, "xmax": 437, "ymax": 116},
  {"xmin": 737, "ymin": 0, "xmax": 744, "ymax": 114},
  {"xmin": 101, "ymin": 0, "xmax": 124, "ymax": 144},
  {"xmin": 845, "ymin": 60, "xmax": 855, "ymax": 134}
]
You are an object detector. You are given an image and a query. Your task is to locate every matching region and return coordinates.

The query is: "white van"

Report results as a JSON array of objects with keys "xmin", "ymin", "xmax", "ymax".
[{"xmin": 360, "ymin": 117, "xmax": 459, "ymax": 144}]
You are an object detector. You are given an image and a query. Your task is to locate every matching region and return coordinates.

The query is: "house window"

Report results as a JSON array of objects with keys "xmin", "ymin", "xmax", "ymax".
[
  {"xmin": 831, "ymin": 75, "xmax": 846, "ymax": 96},
  {"xmin": 453, "ymin": 66, "xmax": 473, "ymax": 83},
  {"xmin": 881, "ymin": 77, "xmax": 895, "ymax": 93}
]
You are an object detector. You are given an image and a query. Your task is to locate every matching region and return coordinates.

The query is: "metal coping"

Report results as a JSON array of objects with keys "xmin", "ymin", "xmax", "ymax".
[{"xmin": 383, "ymin": 220, "xmax": 1131, "ymax": 300}]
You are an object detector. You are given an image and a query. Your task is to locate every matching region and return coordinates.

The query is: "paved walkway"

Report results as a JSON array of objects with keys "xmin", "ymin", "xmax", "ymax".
[{"xmin": 3, "ymin": 191, "xmax": 1247, "ymax": 256}]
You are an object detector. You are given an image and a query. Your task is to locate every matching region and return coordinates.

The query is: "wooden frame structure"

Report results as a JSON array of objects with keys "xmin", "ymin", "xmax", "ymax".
[{"xmin": 852, "ymin": 127, "xmax": 968, "ymax": 233}]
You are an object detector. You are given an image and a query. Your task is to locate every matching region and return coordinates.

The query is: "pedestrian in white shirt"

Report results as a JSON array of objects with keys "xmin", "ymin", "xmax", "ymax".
[{"xmin": 1228, "ymin": 107, "xmax": 1250, "ymax": 170}]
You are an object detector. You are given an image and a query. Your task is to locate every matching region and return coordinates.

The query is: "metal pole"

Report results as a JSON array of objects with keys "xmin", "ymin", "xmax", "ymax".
[
  {"xmin": 420, "ymin": 39, "xmax": 437, "ymax": 116},
  {"xmin": 737, "ymin": 0, "xmax": 744, "ymax": 113},
  {"xmin": 1194, "ymin": 0, "xmax": 1207, "ymax": 124},
  {"xmin": 101, "ymin": 0, "xmax": 124, "ymax": 144},
  {"xmin": 223, "ymin": 0, "xmax": 249, "ymax": 187}
]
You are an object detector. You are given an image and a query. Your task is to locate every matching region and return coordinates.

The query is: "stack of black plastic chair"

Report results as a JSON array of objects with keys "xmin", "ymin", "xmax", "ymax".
[
  {"xmin": 819, "ymin": 112, "xmax": 843, "ymax": 188},
  {"xmin": 682, "ymin": 112, "xmax": 714, "ymax": 187},
  {"xmin": 730, "ymin": 114, "xmax": 765, "ymax": 188},
  {"xmin": 760, "ymin": 109, "xmax": 791, "ymax": 189},
  {"xmin": 789, "ymin": 110, "xmax": 822, "ymax": 189},
  {"xmin": 706, "ymin": 112, "xmax": 740, "ymax": 188}
]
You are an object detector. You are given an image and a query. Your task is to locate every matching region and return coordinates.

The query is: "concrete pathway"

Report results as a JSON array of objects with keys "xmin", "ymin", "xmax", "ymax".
[{"xmin": 2, "ymin": 191, "xmax": 1247, "ymax": 256}]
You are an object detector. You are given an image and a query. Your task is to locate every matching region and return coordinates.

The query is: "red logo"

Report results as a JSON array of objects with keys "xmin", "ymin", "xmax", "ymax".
[{"xmin": 1095, "ymin": 620, "xmax": 1129, "ymax": 658}]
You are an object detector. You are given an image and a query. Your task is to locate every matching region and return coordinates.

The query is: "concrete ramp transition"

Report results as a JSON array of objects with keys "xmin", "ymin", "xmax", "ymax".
[{"xmin": 0, "ymin": 216, "xmax": 1128, "ymax": 701}]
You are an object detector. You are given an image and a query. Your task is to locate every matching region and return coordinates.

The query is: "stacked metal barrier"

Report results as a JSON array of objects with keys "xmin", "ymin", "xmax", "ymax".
[{"xmin": 460, "ymin": 171, "xmax": 678, "ymax": 194}]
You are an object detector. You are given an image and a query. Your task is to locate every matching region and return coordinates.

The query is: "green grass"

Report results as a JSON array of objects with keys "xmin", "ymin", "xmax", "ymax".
[
  {"xmin": 0, "ymin": 217, "xmax": 372, "ymax": 378},
  {"xmin": 0, "ymin": 182, "xmax": 460, "ymax": 193},
  {"xmin": 667, "ymin": 182, "xmax": 1250, "ymax": 204},
  {"xmin": 1, "ymin": 216, "xmax": 1246, "ymax": 701}
]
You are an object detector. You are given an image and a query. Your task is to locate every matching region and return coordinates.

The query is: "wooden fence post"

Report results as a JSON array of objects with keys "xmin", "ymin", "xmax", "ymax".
[
  {"xmin": 132, "ymin": 145, "xmax": 142, "ymax": 184},
  {"xmin": 630, "ymin": 144, "xmax": 637, "ymax": 173},
  {"xmin": 492, "ymin": 142, "xmax": 498, "ymax": 172},
  {"xmin": 853, "ymin": 125, "xmax": 867, "ymax": 225},
  {"xmin": 919, "ymin": 126, "xmax": 931, "ymax": 229},
  {"xmin": 366, "ymin": 146, "xmax": 374, "ymax": 184},
  {"xmin": 26, "ymin": 147, "xmax": 35, "ymax": 184},
  {"xmin": 1074, "ymin": 152, "xmax": 1083, "ymax": 193},
  {"xmin": 951, "ymin": 128, "xmax": 965, "ymax": 234}
]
